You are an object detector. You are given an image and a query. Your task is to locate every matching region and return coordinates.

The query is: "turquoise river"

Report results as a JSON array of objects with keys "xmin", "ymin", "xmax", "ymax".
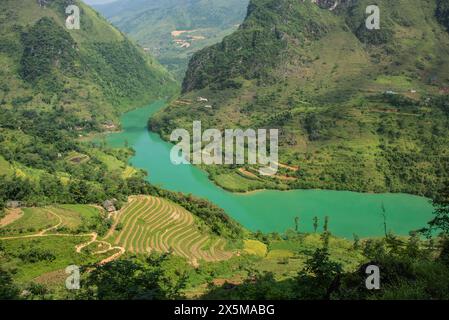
[{"xmin": 106, "ymin": 100, "xmax": 435, "ymax": 238}]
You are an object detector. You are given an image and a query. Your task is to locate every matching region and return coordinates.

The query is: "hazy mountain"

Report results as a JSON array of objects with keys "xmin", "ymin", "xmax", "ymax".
[{"xmin": 93, "ymin": 0, "xmax": 249, "ymax": 80}]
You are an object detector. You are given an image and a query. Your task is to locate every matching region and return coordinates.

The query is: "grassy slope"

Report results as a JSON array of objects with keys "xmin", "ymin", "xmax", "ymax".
[
  {"xmin": 0, "ymin": 204, "xmax": 112, "ymax": 284},
  {"xmin": 151, "ymin": 0, "xmax": 449, "ymax": 198},
  {"xmin": 1, "ymin": 236, "xmax": 95, "ymax": 283},
  {"xmin": 0, "ymin": 204, "xmax": 104, "ymax": 236}
]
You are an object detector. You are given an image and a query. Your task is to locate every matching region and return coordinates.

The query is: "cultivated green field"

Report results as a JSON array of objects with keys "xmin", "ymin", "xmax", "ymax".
[
  {"xmin": 0, "ymin": 204, "xmax": 123, "ymax": 286},
  {"xmin": 108, "ymin": 196, "xmax": 233, "ymax": 264},
  {"xmin": 0, "ymin": 205, "xmax": 104, "ymax": 236},
  {"xmin": 1, "ymin": 208, "xmax": 60, "ymax": 236}
]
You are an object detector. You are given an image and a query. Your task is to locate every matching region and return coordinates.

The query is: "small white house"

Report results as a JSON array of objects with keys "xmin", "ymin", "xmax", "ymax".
[{"xmin": 197, "ymin": 97, "xmax": 208, "ymax": 102}]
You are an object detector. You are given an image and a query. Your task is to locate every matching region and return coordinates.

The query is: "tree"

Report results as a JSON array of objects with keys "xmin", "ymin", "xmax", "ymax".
[
  {"xmin": 381, "ymin": 202, "xmax": 388, "ymax": 236},
  {"xmin": 26, "ymin": 283, "xmax": 50, "ymax": 300},
  {"xmin": 68, "ymin": 180, "xmax": 90, "ymax": 204},
  {"xmin": 323, "ymin": 216, "xmax": 329, "ymax": 233},
  {"xmin": 294, "ymin": 216, "xmax": 300, "ymax": 232},
  {"xmin": 405, "ymin": 232, "xmax": 420, "ymax": 258},
  {"xmin": 439, "ymin": 237, "xmax": 449, "ymax": 266},
  {"xmin": 304, "ymin": 248, "xmax": 342, "ymax": 281},
  {"xmin": 385, "ymin": 232, "xmax": 404, "ymax": 255},
  {"xmin": 353, "ymin": 233, "xmax": 360, "ymax": 250},
  {"xmin": 0, "ymin": 268, "xmax": 20, "ymax": 300},
  {"xmin": 436, "ymin": 0, "xmax": 449, "ymax": 31},
  {"xmin": 321, "ymin": 231, "xmax": 330, "ymax": 249},
  {"xmin": 295, "ymin": 248, "xmax": 342, "ymax": 299},
  {"xmin": 202, "ymin": 271, "xmax": 291, "ymax": 300},
  {"xmin": 80, "ymin": 254, "xmax": 187, "ymax": 300},
  {"xmin": 363, "ymin": 239, "xmax": 386, "ymax": 260},
  {"xmin": 313, "ymin": 216, "xmax": 319, "ymax": 233},
  {"xmin": 321, "ymin": 216, "xmax": 330, "ymax": 249},
  {"xmin": 422, "ymin": 181, "xmax": 449, "ymax": 236}
]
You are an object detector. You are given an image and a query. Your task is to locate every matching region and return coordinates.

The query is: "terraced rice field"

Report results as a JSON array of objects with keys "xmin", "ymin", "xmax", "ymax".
[{"xmin": 109, "ymin": 196, "xmax": 233, "ymax": 263}]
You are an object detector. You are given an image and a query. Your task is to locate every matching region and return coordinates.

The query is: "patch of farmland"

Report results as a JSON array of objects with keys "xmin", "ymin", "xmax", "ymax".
[{"xmin": 111, "ymin": 196, "xmax": 233, "ymax": 263}]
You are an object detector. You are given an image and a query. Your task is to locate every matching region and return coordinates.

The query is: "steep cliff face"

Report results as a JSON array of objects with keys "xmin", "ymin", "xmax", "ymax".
[
  {"xmin": 182, "ymin": 0, "xmax": 335, "ymax": 92},
  {"xmin": 182, "ymin": 0, "xmax": 449, "ymax": 94}
]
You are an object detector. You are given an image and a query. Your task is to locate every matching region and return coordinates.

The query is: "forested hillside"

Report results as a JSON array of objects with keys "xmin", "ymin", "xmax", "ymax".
[
  {"xmin": 151, "ymin": 0, "xmax": 449, "ymax": 198},
  {"xmin": 0, "ymin": 0, "xmax": 177, "ymax": 210}
]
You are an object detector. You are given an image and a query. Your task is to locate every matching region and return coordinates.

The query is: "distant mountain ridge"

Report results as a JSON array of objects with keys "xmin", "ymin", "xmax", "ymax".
[{"xmin": 93, "ymin": 0, "xmax": 249, "ymax": 80}]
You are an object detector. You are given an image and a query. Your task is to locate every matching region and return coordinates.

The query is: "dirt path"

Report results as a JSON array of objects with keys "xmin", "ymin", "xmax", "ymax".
[
  {"xmin": 0, "ymin": 209, "xmax": 23, "ymax": 227},
  {"xmin": 75, "ymin": 232, "xmax": 125, "ymax": 265},
  {"xmin": 0, "ymin": 209, "xmax": 64, "ymax": 240},
  {"xmin": 272, "ymin": 174, "xmax": 297, "ymax": 181},
  {"xmin": 104, "ymin": 209, "xmax": 123, "ymax": 240},
  {"xmin": 39, "ymin": 209, "xmax": 63, "ymax": 235},
  {"xmin": 238, "ymin": 168, "xmax": 260, "ymax": 179},
  {"xmin": 0, "ymin": 232, "xmax": 86, "ymax": 241},
  {"xmin": 75, "ymin": 232, "xmax": 98, "ymax": 253},
  {"xmin": 275, "ymin": 162, "xmax": 299, "ymax": 171},
  {"xmin": 97, "ymin": 247, "xmax": 126, "ymax": 265}
]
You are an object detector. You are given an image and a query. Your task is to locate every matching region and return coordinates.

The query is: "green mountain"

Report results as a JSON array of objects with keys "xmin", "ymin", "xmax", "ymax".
[
  {"xmin": 151, "ymin": 0, "xmax": 449, "ymax": 197},
  {"xmin": 93, "ymin": 0, "xmax": 249, "ymax": 80},
  {"xmin": 1, "ymin": 0, "xmax": 176, "ymax": 120},
  {"xmin": 0, "ymin": 0, "xmax": 177, "ymax": 208}
]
